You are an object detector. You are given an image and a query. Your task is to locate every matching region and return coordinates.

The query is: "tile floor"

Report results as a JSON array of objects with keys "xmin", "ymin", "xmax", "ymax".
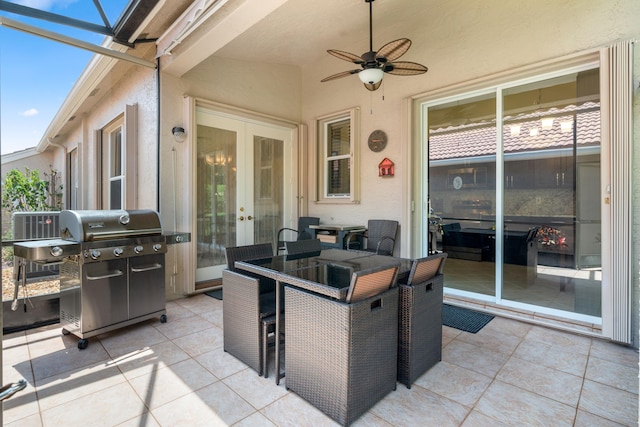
[{"xmin": 2, "ymin": 294, "xmax": 638, "ymax": 426}]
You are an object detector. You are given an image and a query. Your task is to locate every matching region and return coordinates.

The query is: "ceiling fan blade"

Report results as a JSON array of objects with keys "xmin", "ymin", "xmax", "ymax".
[
  {"xmin": 375, "ymin": 38, "xmax": 411, "ymax": 63},
  {"xmin": 384, "ymin": 61, "xmax": 428, "ymax": 76},
  {"xmin": 327, "ymin": 49, "xmax": 364, "ymax": 64},
  {"xmin": 364, "ymin": 80, "xmax": 382, "ymax": 91},
  {"xmin": 321, "ymin": 69, "xmax": 361, "ymax": 82}
]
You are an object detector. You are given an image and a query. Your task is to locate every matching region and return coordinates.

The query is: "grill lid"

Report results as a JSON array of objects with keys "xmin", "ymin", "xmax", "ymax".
[{"xmin": 60, "ymin": 209, "xmax": 162, "ymax": 242}]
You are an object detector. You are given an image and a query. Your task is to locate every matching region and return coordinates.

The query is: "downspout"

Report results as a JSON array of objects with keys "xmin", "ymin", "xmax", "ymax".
[
  {"xmin": 156, "ymin": 56, "xmax": 161, "ymax": 213},
  {"xmin": 46, "ymin": 137, "xmax": 67, "ymax": 209},
  {"xmin": 46, "ymin": 137, "xmax": 67, "ymax": 156}
]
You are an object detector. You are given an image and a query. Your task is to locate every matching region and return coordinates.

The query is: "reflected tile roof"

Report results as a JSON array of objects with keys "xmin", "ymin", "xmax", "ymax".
[{"xmin": 429, "ymin": 102, "xmax": 600, "ymax": 160}]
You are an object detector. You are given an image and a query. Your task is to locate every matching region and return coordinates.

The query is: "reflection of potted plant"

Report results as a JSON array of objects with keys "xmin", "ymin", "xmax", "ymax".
[{"xmin": 536, "ymin": 226, "xmax": 568, "ymax": 251}]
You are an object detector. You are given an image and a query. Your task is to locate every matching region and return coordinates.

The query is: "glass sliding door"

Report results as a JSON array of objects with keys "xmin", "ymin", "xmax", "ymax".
[
  {"xmin": 501, "ymin": 70, "xmax": 601, "ymax": 316},
  {"xmin": 426, "ymin": 66, "xmax": 602, "ymax": 320},
  {"xmin": 427, "ymin": 92, "xmax": 497, "ymax": 297}
]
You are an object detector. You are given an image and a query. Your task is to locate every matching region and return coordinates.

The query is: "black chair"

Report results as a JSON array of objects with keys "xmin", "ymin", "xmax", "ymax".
[
  {"xmin": 277, "ymin": 216, "xmax": 320, "ymax": 254},
  {"xmin": 222, "ymin": 243, "xmax": 277, "ymax": 376},
  {"xmin": 346, "ymin": 219, "xmax": 398, "ymax": 256},
  {"xmin": 284, "ymin": 238, "xmax": 322, "ymax": 256}
]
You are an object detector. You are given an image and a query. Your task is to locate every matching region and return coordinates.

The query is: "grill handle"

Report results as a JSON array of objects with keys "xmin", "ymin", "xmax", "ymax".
[
  {"xmin": 84, "ymin": 229, "xmax": 162, "ymax": 241},
  {"xmin": 131, "ymin": 263, "xmax": 163, "ymax": 273},
  {"xmin": 86, "ymin": 270, "xmax": 124, "ymax": 281}
]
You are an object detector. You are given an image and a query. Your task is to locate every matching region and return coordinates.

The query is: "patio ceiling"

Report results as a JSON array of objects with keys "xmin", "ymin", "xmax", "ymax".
[
  {"xmin": 158, "ymin": 0, "xmax": 444, "ymax": 77},
  {"xmin": 29, "ymin": 0, "xmax": 467, "ymax": 150}
]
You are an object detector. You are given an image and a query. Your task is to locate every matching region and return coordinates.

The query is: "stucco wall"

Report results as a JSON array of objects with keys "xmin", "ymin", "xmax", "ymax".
[{"xmin": 59, "ymin": 64, "xmax": 158, "ymax": 210}]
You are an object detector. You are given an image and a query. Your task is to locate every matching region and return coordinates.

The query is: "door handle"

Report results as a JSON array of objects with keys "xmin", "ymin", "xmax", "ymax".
[{"xmin": 247, "ymin": 216, "xmax": 253, "ymax": 221}]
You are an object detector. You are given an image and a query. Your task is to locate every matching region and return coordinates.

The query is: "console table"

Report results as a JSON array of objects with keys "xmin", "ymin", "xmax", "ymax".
[{"xmin": 309, "ymin": 224, "xmax": 366, "ymax": 250}]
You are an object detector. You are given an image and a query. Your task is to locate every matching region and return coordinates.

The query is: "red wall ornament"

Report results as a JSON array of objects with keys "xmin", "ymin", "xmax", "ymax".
[{"xmin": 378, "ymin": 157, "xmax": 394, "ymax": 177}]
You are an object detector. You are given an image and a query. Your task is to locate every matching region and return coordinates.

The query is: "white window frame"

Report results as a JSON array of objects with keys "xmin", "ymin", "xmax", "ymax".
[
  {"xmin": 103, "ymin": 119, "xmax": 125, "ymax": 210},
  {"xmin": 98, "ymin": 104, "xmax": 138, "ymax": 210},
  {"xmin": 314, "ymin": 107, "xmax": 360, "ymax": 204}
]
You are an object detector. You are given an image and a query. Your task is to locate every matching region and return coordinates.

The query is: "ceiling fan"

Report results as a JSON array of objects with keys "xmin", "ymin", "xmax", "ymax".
[{"xmin": 321, "ymin": 0, "xmax": 428, "ymax": 91}]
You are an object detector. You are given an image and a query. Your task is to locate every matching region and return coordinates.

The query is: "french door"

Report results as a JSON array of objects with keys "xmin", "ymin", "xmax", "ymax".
[{"xmin": 195, "ymin": 109, "xmax": 294, "ymax": 282}]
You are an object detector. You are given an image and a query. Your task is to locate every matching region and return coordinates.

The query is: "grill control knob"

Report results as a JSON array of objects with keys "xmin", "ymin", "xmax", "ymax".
[
  {"xmin": 119, "ymin": 214, "xmax": 130, "ymax": 225},
  {"xmin": 50, "ymin": 246, "xmax": 63, "ymax": 257},
  {"xmin": 175, "ymin": 235, "xmax": 183, "ymax": 243},
  {"xmin": 153, "ymin": 244, "xmax": 162, "ymax": 252},
  {"xmin": 134, "ymin": 245, "xmax": 144, "ymax": 254},
  {"xmin": 113, "ymin": 247, "xmax": 124, "ymax": 257},
  {"xmin": 90, "ymin": 250, "xmax": 101, "ymax": 260}
]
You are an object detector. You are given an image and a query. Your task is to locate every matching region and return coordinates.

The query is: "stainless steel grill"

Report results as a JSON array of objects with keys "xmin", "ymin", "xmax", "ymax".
[{"xmin": 13, "ymin": 209, "xmax": 186, "ymax": 349}]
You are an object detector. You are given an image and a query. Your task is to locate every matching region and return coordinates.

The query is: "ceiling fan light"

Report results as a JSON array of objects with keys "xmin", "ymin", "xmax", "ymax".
[
  {"xmin": 358, "ymin": 68, "xmax": 384, "ymax": 85},
  {"xmin": 364, "ymin": 80, "xmax": 382, "ymax": 91}
]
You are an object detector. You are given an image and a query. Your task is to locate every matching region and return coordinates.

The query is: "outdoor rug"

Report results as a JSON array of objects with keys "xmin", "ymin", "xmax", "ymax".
[
  {"xmin": 204, "ymin": 289, "xmax": 223, "ymax": 300},
  {"xmin": 442, "ymin": 304, "xmax": 494, "ymax": 333}
]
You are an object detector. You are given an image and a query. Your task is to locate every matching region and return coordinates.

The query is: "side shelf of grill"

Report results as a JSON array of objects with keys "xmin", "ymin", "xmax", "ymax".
[{"xmin": 12, "ymin": 212, "xmax": 61, "ymax": 279}]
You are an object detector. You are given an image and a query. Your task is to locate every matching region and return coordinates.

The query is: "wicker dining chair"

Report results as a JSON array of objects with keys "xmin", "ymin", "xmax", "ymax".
[
  {"xmin": 223, "ymin": 243, "xmax": 277, "ymax": 376},
  {"xmin": 277, "ymin": 216, "xmax": 320, "ymax": 254},
  {"xmin": 345, "ymin": 219, "xmax": 398, "ymax": 256},
  {"xmin": 397, "ymin": 252, "xmax": 447, "ymax": 388},
  {"xmin": 284, "ymin": 263, "xmax": 400, "ymax": 425},
  {"xmin": 284, "ymin": 238, "xmax": 322, "ymax": 256},
  {"xmin": 224, "ymin": 243, "xmax": 273, "ymax": 271}
]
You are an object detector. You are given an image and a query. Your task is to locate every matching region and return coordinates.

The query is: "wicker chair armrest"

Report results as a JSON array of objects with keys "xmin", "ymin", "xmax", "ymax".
[
  {"xmin": 375, "ymin": 236, "xmax": 396, "ymax": 255},
  {"xmin": 345, "ymin": 230, "xmax": 367, "ymax": 250},
  {"xmin": 277, "ymin": 227, "xmax": 299, "ymax": 241}
]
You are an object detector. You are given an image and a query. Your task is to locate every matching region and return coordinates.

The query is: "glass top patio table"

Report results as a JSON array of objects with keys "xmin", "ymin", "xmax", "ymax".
[
  {"xmin": 235, "ymin": 248, "xmax": 411, "ymax": 298},
  {"xmin": 234, "ymin": 248, "xmax": 412, "ymax": 384}
]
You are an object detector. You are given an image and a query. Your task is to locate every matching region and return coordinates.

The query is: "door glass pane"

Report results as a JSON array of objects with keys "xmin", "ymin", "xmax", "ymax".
[
  {"xmin": 254, "ymin": 135, "xmax": 283, "ymax": 245},
  {"xmin": 502, "ymin": 70, "xmax": 601, "ymax": 316},
  {"xmin": 197, "ymin": 124, "xmax": 237, "ymax": 269},
  {"xmin": 428, "ymin": 93, "xmax": 497, "ymax": 296}
]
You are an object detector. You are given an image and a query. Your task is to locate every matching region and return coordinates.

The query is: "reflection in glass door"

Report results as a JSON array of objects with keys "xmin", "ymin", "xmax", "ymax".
[
  {"xmin": 427, "ymin": 92, "xmax": 497, "ymax": 298},
  {"xmin": 195, "ymin": 110, "xmax": 292, "ymax": 283},
  {"xmin": 501, "ymin": 71, "xmax": 601, "ymax": 317},
  {"xmin": 196, "ymin": 122, "xmax": 237, "ymax": 282},
  {"xmin": 426, "ymin": 66, "xmax": 602, "ymax": 321}
]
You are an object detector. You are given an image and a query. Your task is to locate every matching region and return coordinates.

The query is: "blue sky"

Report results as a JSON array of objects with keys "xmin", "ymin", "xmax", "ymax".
[{"xmin": 0, "ymin": 0, "xmax": 130, "ymax": 155}]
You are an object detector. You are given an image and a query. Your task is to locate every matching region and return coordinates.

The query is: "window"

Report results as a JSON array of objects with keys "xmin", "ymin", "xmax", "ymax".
[
  {"xmin": 315, "ymin": 107, "xmax": 360, "ymax": 203},
  {"xmin": 101, "ymin": 116, "xmax": 125, "ymax": 210},
  {"xmin": 106, "ymin": 125, "xmax": 124, "ymax": 209},
  {"xmin": 99, "ymin": 104, "xmax": 137, "ymax": 210}
]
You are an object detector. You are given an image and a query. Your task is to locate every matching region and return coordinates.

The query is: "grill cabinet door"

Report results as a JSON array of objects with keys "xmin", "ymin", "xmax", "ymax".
[
  {"xmin": 81, "ymin": 259, "xmax": 128, "ymax": 332},
  {"xmin": 128, "ymin": 253, "xmax": 165, "ymax": 319}
]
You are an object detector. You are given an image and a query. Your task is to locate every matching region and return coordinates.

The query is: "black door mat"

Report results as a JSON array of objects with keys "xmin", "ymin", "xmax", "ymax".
[
  {"xmin": 204, "ymin": 289, "xmax": 223, "ymax": 300},
  {"xmin": 443, "ymin": 304, "xmax": 494, "ymax": 333}
]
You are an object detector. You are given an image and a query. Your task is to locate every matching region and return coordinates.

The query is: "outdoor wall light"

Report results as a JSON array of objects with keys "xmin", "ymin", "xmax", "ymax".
[{"xmin": 172, "ymin": 126, "xmax": 187, "ymax": 143}]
